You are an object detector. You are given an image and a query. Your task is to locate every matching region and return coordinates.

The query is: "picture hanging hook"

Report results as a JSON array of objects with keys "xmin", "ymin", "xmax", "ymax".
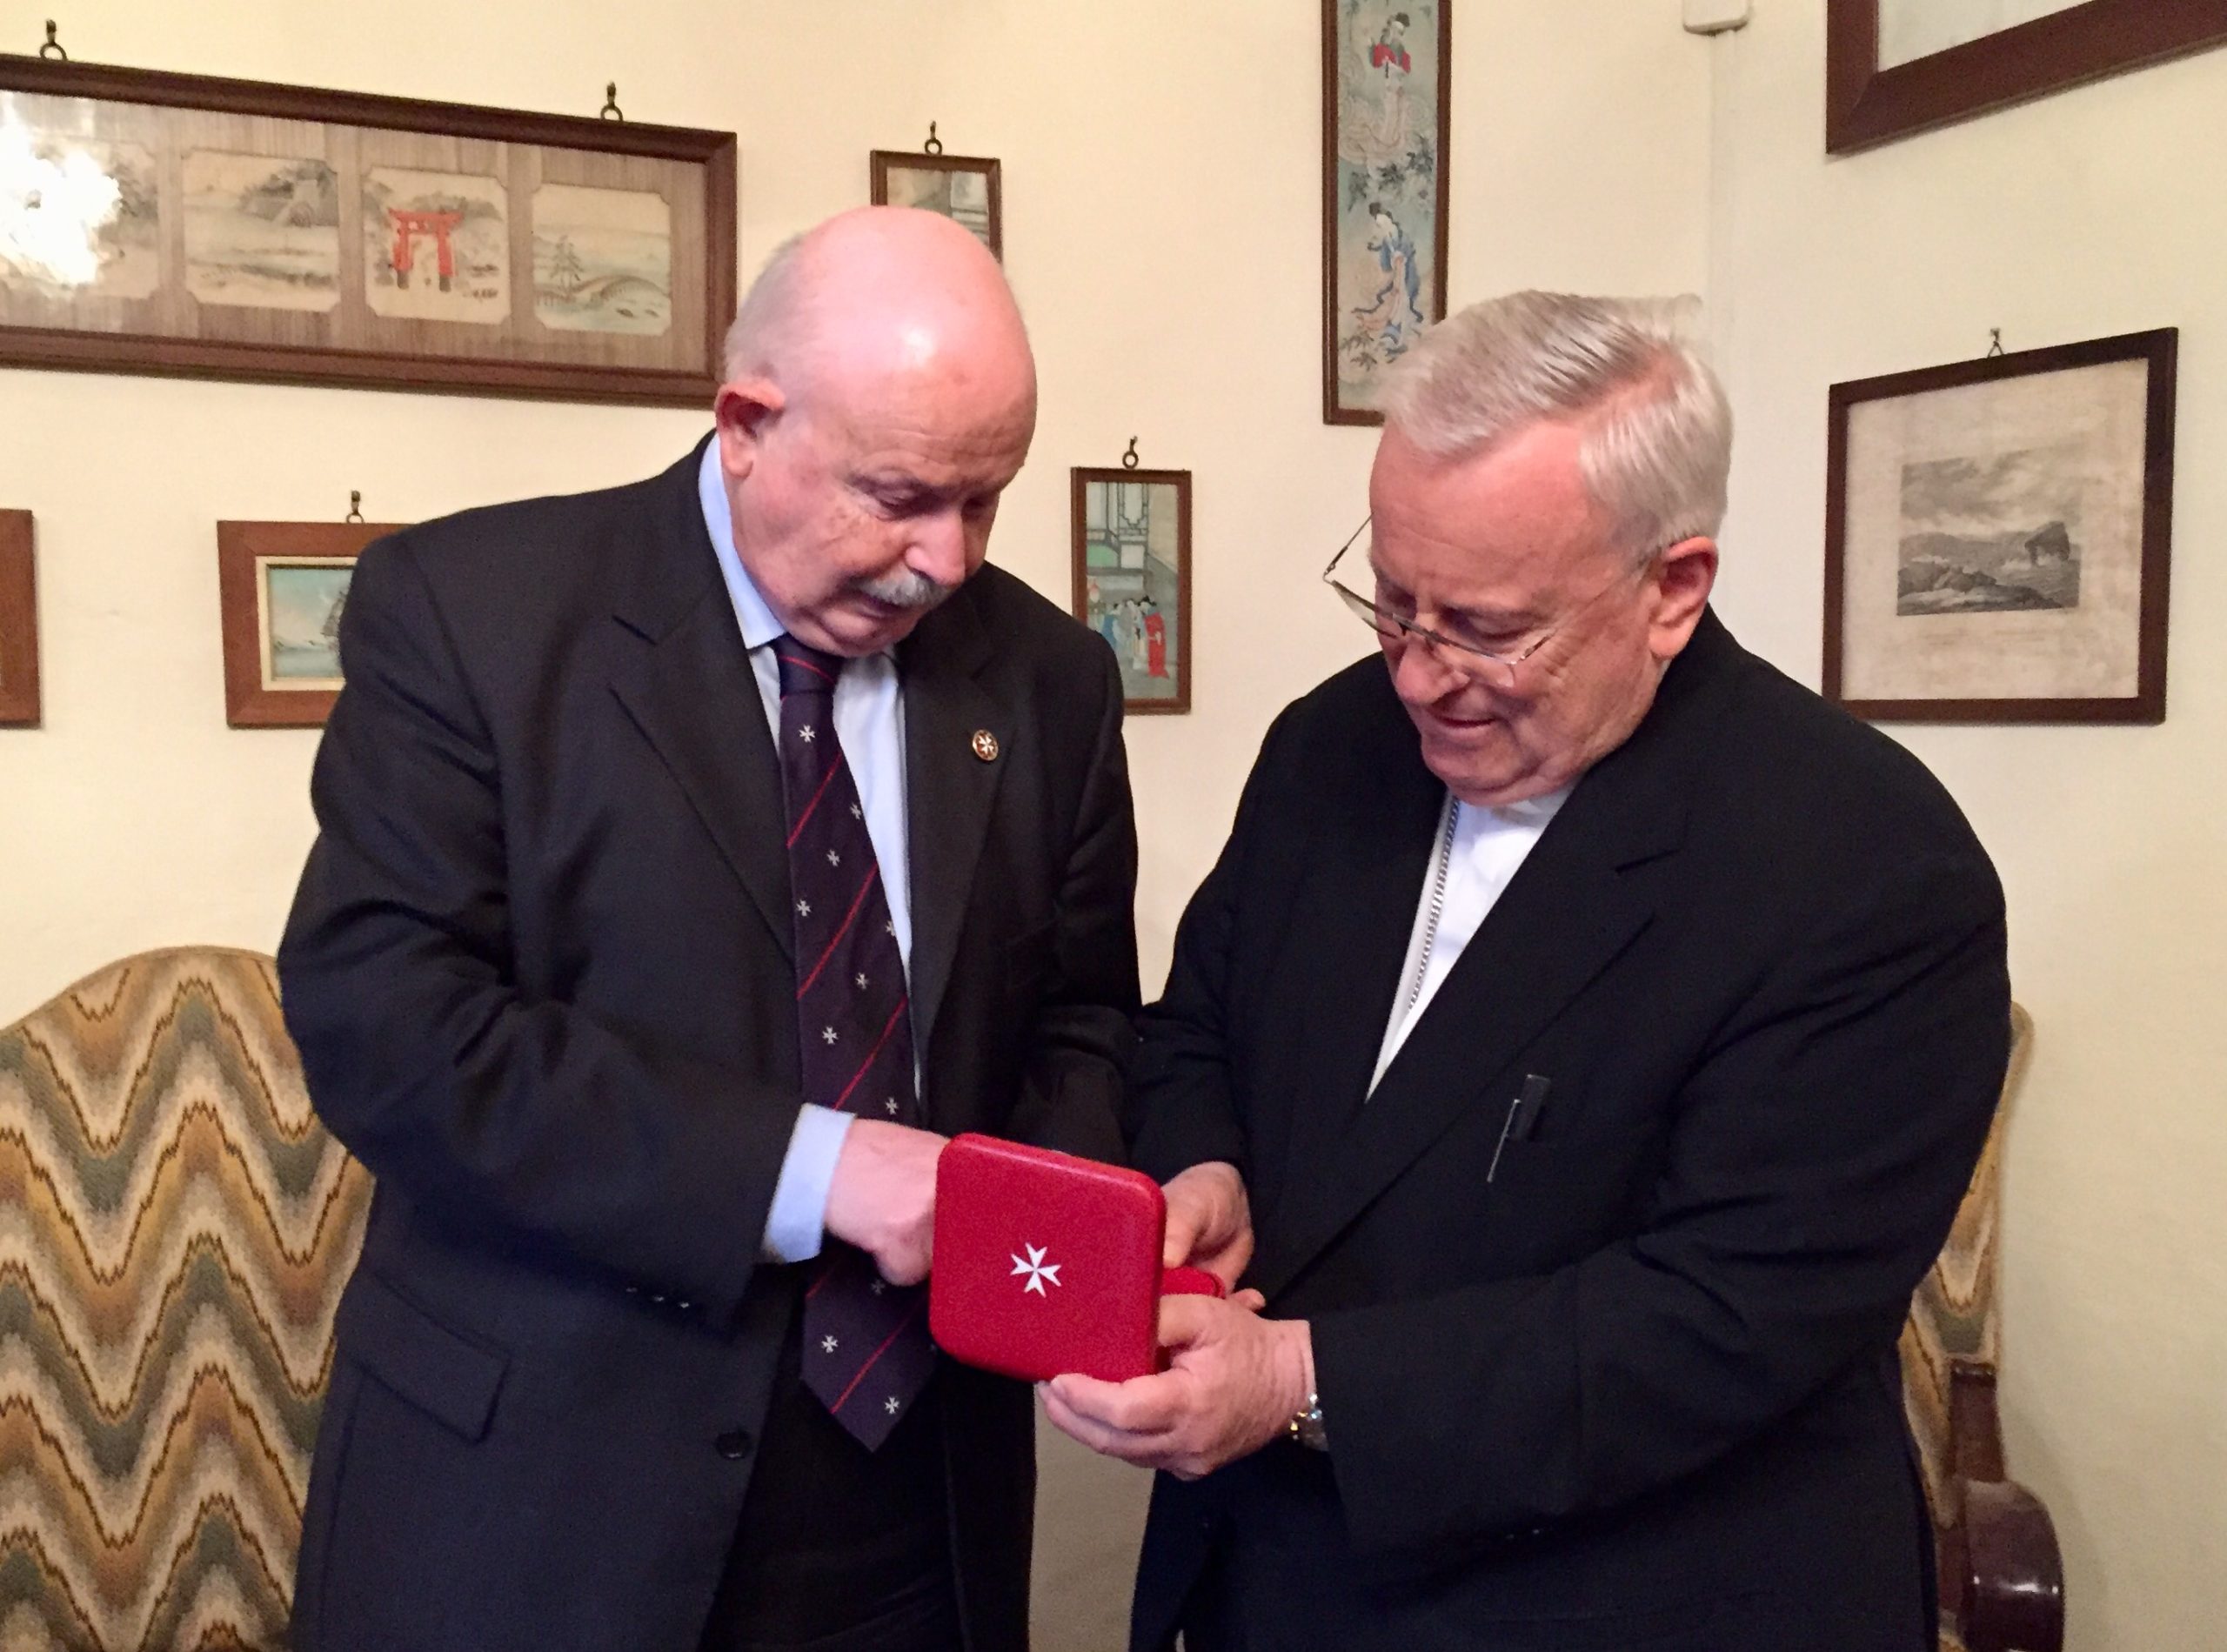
[
  {"xmin": 600, "ymin": 82, "xmax": 625, "ymax": 122},
  {"xmin": 1986, "ymin": 328, "xmax": 2004, "ymax": 358},
  {"xmin": 1121, "ymin": 438, "xmax": 1140, "ymax": 472},
  {"xmin": 39, "ymin": 20, "xmax": 66, "ymax": 59},
  {"xmin": 924, "ymin": 122, "xmax": 944, "ymax": 157},
  {"xmin": 345, "ymin": 491, "xmax": 364, "ymax": 524}
]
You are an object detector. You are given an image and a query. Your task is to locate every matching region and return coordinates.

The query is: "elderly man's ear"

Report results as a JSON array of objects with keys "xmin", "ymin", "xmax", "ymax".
[
  {"xmin": 715, "ymin": 379, "xmax": 786, "ymax": 483},
  {"xmin": 1650, "ymin": 536, "xmax": 1719, "ymax": 659}
]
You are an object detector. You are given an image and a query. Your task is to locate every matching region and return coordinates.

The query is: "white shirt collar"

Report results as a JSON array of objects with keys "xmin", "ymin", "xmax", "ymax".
[{"xmin": 696, "ymin": 438, "xmax": 786, "ymax": 652}]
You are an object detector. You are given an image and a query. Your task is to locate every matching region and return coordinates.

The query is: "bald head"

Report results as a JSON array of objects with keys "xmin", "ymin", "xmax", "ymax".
[
  {"xmin": 724, "ymin": 207, "xmax": 1033, "ymax": 411},
  {"xmin": 709, "ymin": 207, "xmax": 1040, "ymax": 658}
]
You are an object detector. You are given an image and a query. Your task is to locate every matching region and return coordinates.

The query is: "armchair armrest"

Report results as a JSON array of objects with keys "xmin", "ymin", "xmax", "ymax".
[{"xmin": 1957, "ymin": 1475, "xmax": 2064, "ymax": 1652}]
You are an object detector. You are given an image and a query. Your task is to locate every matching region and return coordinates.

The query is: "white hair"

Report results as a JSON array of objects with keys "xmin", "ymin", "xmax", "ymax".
[
  {"xmin": 1380, "ymin": 291, "xmax": 1733, "ymax": 562},
  {"xmin": 722, "ymin": 231, "xmax": 812, "ymax": 383}
]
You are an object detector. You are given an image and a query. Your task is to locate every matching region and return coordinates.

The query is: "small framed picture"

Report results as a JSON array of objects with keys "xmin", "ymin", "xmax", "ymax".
[
  {"xmin": 1071, "ymin": 466, "xmax": 1192, "ymax": 716},
  {"xmin": 0, "ymin": 511, "xmax": 38, "ymax": 728},
  {"xmin": 217, "ymin": 519, "xmax": 400, "ymax": 727},
  {"xmin": 871, "ymin": 149, "xmax": 1002, "ymax": 260},
  {"xmin": 1824, "ymin": 329, "xmax": 2175, "ymax": 724}
]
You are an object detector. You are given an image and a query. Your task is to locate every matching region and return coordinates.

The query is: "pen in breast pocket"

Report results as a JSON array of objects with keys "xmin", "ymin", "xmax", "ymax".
[{"xmin": 1485, "ymin": 1073, "xmax": 1553, "ymax": 1184}]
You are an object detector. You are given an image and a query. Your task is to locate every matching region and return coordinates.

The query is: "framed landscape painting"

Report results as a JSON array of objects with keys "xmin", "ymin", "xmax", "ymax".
[
  {"xmin": 1071, "ymin": 467, "xmax": 1191, "ymax": 715},
  {"xmin": 0, "ymin": 511, "xmax": 36, "ymax": 727},
  {"xmin": 0, "ymin": 52, "xmax": 736, "ymax": 405},
  {"xmin": 218, "ymin": 518, "xmax": 401, "ymax": 727},
  {"xmin": 1824, "ymin": 330, "xmax": 2175, "ymax": 723},
  {"xmin": 1828, "ymin": 0, "xmax": 2227, "ymax": 152},
  {"xmin": 1323, "ymin": 0, "xmax": 1450, "ymax": 425}
]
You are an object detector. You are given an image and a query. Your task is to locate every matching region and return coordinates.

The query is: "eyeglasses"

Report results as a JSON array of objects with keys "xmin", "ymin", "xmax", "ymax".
[{"xmin": 1321, "ymin": 517, "xmax": 1645, "ymax": 689}]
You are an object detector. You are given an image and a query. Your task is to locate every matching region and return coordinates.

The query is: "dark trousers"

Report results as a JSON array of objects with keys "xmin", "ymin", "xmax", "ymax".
[{"xmin": 698, "ymin": 1303, "xmax": 960, "ymax": 1652}]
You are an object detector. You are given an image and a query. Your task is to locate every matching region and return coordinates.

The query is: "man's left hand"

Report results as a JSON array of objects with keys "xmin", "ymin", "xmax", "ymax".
[{"xmin": 1040, "ymin": 1296, "xmax": 1313, "ymax": 1480}]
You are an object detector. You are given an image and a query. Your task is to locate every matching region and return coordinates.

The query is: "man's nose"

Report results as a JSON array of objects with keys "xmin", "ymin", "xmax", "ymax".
[
  {"xmin": 906, "ymin": 509, "xmax": 970, "ymax": 588},
  {"xmin": 1388, "ymin": 630, "xmax": 1461, "ymax": 702}
]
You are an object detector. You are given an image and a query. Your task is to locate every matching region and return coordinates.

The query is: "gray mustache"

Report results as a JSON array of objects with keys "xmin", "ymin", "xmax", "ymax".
[{"xmin": 851, "ymin": 568, "xmax": 957, "ymax": 612}]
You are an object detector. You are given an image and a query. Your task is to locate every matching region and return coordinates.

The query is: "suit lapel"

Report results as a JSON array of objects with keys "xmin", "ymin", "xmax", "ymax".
[
  {"xmin": 607, "ymin": 443, "xmax": 794, "ymax": 960},
  {"xmin": 1261, "ymin": 703, "xmax": 1445, "ymax": 1225},
  {"xmin": 899, "ymin": 592, "xmax": 1005, "ymax": 1063},
  {"xmin": 1253, "ymin": 622, "xmax": 1733, "ymax": 1301}
]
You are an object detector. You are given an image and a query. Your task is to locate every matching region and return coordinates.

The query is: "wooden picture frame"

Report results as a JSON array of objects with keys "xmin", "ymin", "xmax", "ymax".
[
  {"xmin": 0, "ymin": 53, "xmax": 736, "ymax": 405},
  {"xmin": 1323, "ymin": 0, "xmax": 1451, "ymax": 425},
  {"xmin": 218, "ymin": 518, "xmax": 401, "ymax": 727},
  {"xmin": 1071, "ymin": 466, "xmax": 1192, "ymax": 716},
  {"xmin": 1827, "ymin": 0, "xmax": 2227, "ymax": 153},
  {"xmin": 870, "ymin": 149, "xmax": 1003, "ymax": 260},
  {"xmin": 0, "ymin": 511, "xmax": 37, "ymax": 727},
  {"xmin": 1824, "ymin": 329, "xmax": 2175, "ymax": 724}
]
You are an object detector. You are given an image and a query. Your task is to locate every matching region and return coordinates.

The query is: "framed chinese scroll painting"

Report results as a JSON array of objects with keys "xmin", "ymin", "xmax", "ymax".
[
  {"xmin": 1071, "ymin": 466, "xmax": 1191, "ymax": 715},
  {"xmin": 1323, "ymin": 0, "xmax": 1450, "ymax": 425},
  {"xmin": 0, "ymin": 53, "xmax": 736, "ymax": 405}
]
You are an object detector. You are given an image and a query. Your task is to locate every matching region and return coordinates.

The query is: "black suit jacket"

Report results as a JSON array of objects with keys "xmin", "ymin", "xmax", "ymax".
[
  {"xmin": 278, "ymin": 442, "xmax": 1140, "ymax": 1652},
  {"xmin": 1127, "ymin": 612, "xmax": 2008, "ymax": 1652}
]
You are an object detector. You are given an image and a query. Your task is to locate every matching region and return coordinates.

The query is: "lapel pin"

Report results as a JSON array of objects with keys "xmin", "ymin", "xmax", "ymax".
[{"xmin": 971, "ymin": 729, "xmax": 1000, "ymax": 762}]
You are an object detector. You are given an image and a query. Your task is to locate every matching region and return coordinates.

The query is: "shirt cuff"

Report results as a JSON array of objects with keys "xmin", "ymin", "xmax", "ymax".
[{"xmin": 762, "ymin": 1104, "xmax": 857, "ymax": 1264}]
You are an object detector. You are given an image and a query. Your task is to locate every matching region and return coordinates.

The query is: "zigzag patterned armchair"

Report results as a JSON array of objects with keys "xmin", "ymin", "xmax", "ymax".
[
  {"xmin": 0, "ymin": 948, "xmax": 371, "ymax": 1650},
  {"xmin": 1899, "ymin": 1003, "xmax": 2065, "ymax": 1652}
]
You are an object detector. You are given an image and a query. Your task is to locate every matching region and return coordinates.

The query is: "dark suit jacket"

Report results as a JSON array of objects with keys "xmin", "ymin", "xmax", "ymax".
[
  {"xmin": 1127, "ymin": 612, "xmax": 2008, "ymax": 1652},
  {"xmin": 278, "ymin": 442, "xmax": 1140, "ymax": 1652}
]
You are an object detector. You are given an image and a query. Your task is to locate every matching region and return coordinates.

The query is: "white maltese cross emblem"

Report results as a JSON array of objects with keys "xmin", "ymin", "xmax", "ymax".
[{"xmin": 1010, "ymin": 1243, "xmax": 1062, "ymax": 1297}]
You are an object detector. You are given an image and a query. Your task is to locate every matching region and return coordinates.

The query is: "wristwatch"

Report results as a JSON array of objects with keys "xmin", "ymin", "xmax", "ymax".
[{"xmin": 1287, "ymin": 1391, "xmax": 1328, "ymax": 1452}]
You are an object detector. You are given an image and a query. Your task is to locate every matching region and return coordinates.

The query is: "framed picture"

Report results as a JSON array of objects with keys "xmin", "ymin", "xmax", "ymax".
[
  {"xmin": 0, "ymin": 53, "xmax": 736, "ymax": 405},
  {"xmin": 1323, "ymin": 0, "xmax": 1450, "ymax": 425},
  {"xmin": 870, "ymin": 146, "xmax": 1002, "ymax": 260},
  {"xmin": 0, "ymin": 511, "xmax": 37, "ymax": 727},
  {"xmin": 1828, "ymin": 0, "xmax": 2227, "ymax": 153},
  {"xmin": 1824, "ymin": 329, "xmax": 2175, "ymax": 724},
  {"xmin": 1071, "ymin": 465, "xmax": 1191, "ymax": 716},
  {"xmin": 218, "ymin": 518, "xmax": 401, "ymax": 727}
]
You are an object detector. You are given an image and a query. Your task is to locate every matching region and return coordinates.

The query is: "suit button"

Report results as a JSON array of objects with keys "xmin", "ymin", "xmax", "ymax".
[{"xmin": 714, "ymin": 1429, "xmax": 754, "ymax": 1461}]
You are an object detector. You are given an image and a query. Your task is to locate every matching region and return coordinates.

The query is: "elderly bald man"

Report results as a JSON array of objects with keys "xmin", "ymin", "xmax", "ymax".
[{"xmin": 279, "ymin": 207, "xmax": 1140, "ymax": 1652}]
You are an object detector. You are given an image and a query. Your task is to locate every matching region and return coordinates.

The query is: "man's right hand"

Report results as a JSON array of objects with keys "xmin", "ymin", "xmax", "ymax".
[
  {"xmin": 823, "ymin": 1120, "xmax": 947, "ymax": 1286},
  {"xmin": 1162, "ymin": 1161, "xmax": 1254, "ymax": 1294}
]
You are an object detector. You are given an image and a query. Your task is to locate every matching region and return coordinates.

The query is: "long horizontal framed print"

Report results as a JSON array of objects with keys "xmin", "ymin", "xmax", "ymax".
[
  {"xmin": 1828, "ymin": 0, "xmax": 2227, "ymax": 153},
  {"xmin": 218, "ymin": 518, "xmax": 401, "ymax": 727},
  {"xmin": 1824, "ymin": 329, "xmax": 2175, "ymax": 724},
  {"xmin": 0, "ymin": 53, "xmax": 736, "ymax": 405},
  {"xmin": 870, "ymin": 148, "xmax": 1001, "ymax": 260},
  {"xmin": 1072, "ymin": 466, "xmax": 1191, "ymax": 715},
  {"xmin": 0, "ymin": 510, "xmax": 36, "ymax": 727},
  {"xmin": 1324, "ymin": 0, "xmax": 1450, "ymax": 425}
]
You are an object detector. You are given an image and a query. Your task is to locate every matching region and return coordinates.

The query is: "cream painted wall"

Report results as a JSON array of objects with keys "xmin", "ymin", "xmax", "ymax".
[
  {"xmin": 0, "ymin": 0, "xmax": 1711, "ymax": 1020},
  {"xmin": 1702, "ymin": 8, "xmax": 2227, "ymax": 1649}
]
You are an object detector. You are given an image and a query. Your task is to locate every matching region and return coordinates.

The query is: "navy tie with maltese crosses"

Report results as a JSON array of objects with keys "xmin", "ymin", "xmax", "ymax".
[{"xmin": 775, "ymin": 638, "xmax": 935, "ymax": 1449}]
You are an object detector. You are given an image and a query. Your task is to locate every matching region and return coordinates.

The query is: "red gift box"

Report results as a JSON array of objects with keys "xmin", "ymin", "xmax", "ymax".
[{"xmin": 930, "ymin": 1134, "xmax": 1223, "ymax": 1383}]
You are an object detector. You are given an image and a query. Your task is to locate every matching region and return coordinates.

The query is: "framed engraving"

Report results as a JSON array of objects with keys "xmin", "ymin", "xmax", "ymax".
[
  {"xmin": 1828, "ymin": 0, "xmax": 2227, "ymax": 153},
  {"xmin": 0, "ymin": 53, "xmax": 735, "ymax": 405},
  {"xmin": 1824, "ymin": 330, "xmax": 2175, "ymax": 723}
]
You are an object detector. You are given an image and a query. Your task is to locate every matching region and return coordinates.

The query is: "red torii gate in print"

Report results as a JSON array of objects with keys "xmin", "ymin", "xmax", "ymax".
[{"xmin": 387, "ymin": 208, "xmax": 464, "ymax": 291}]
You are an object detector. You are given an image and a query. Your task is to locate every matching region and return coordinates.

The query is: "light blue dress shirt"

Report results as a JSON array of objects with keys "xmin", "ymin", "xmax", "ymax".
[{"xmin": 696, "ymin": 442, "xmax": 914, "ymax": 1264}]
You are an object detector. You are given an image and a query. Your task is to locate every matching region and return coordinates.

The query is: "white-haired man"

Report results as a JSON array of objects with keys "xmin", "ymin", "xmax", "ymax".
[
  {"xmin": 1045, "ymin": 291, "xmax": 2009, "ymax": 1650},
  {"xmin": 281, "ymin": 207, "xmax": 1140, "ymax": 1652}
]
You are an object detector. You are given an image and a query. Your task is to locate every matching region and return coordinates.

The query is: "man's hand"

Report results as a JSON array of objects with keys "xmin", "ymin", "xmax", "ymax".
[
  {"xmin": 822, "ymin": 1120, "xmax": 947, "ymax": 1285},
  {"xmin": 1040, "ymin": 1296, "xmax": 1313, "ymax": 1480},
  {"xmin": 1163, "ymin": 1161, "xmax": 1254, "ymax": 1292}
]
